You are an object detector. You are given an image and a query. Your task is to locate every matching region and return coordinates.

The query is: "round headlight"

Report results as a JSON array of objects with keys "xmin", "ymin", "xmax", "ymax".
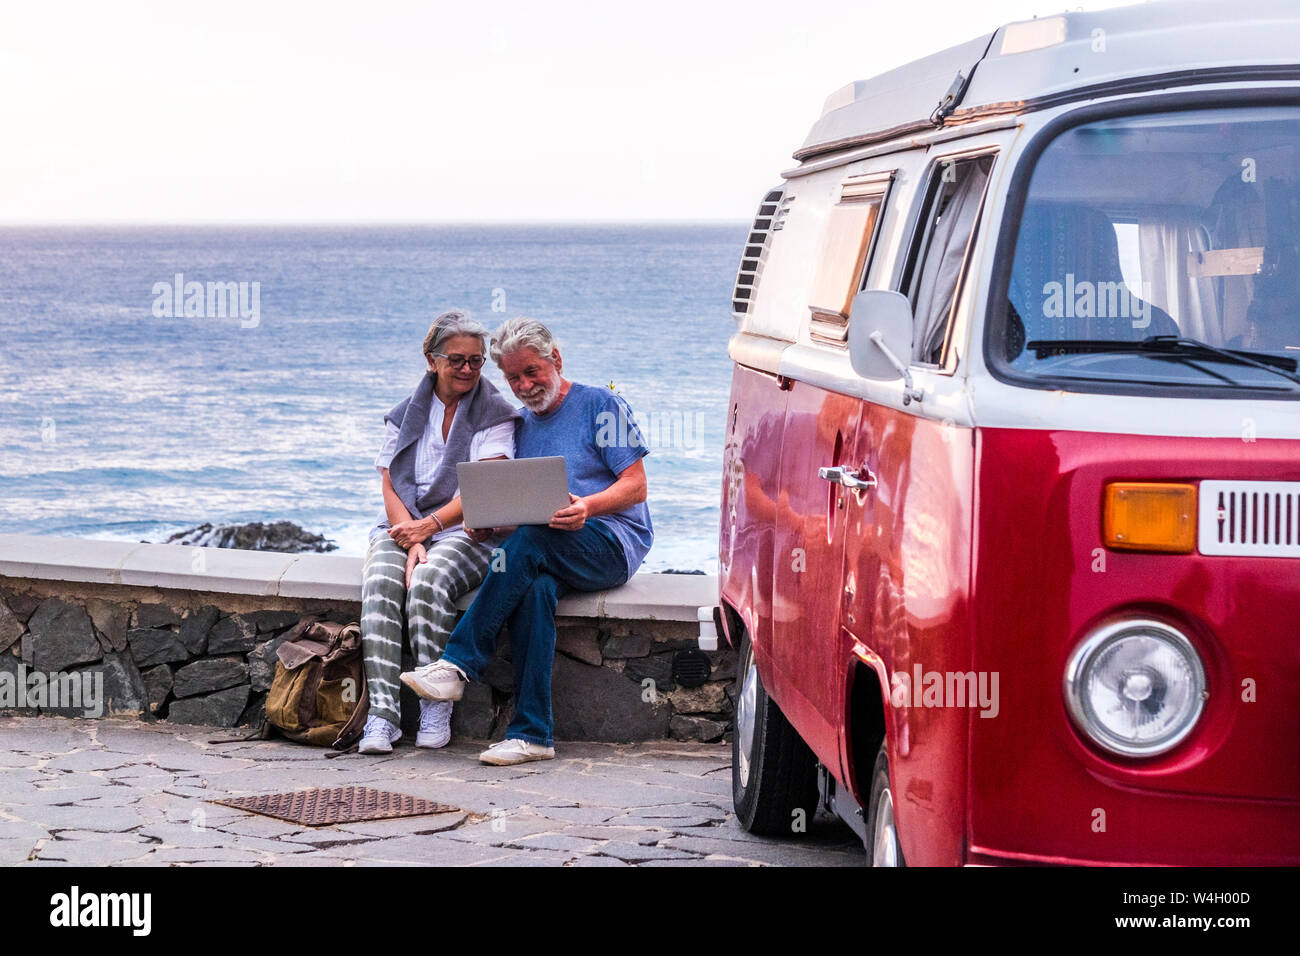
[{"xmin": 1064, "ymin": 619, "xmax": 1207, "ymax": 757}]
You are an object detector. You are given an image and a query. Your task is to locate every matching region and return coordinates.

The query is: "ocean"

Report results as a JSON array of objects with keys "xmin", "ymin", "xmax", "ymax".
[{"xmin": 0, "ymin": 224, "xmax": 745, "ymax": 572}]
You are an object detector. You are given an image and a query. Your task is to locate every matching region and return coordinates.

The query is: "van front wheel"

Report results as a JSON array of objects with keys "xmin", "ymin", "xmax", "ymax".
[
  {"xmin": 866, "ymin": 740, "xmax": 906, "ymax": 866},
  {"xmin": 732, "ymin": 628, "xmax": 818, "ymax": 835}
]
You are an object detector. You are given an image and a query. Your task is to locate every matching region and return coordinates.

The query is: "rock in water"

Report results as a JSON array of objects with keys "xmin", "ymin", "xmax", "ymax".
[{"xmin": 162, "ymin": 521, "xmax": 337, "ymax": 553}]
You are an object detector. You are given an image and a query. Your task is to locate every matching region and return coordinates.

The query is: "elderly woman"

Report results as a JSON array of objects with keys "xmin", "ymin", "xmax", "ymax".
[{"xmin": 358, "ymin": 309, "xmax": 521, "ymax": 754}]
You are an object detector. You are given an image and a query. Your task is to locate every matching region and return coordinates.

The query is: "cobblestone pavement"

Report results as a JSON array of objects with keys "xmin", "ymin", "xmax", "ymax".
[{"xmin": 0, "ymin": 718, "xmax": 862, "ymax": 866}]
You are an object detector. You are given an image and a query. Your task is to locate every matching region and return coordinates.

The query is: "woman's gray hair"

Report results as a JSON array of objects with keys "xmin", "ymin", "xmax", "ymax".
[
  {"xmin": 422, "ymin": 309, "xmax": 489, "ymax": 357},
  {"xmin": 490, "ymin": 316, "xmax": 560, "ymax": 366}
]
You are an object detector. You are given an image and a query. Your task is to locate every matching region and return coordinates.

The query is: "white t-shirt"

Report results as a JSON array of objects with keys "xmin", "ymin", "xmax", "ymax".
[{"xmin": 374, "ymin": 393, "xmax": 515, "ymax": 544}]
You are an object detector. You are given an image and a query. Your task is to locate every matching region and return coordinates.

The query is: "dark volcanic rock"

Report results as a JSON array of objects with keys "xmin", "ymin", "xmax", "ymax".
[
  {"xmin": 623, "ymin": 651, "xmax": 676, "ymax": 693},
  {"xmin": 207, "ymin": 615, "xmax": 257, "ymax": 654},
  {"xmin": 245, "ymin": 610, "xmax": 301, "ymax": 633},
  {"xmin": 0, "ymin": 590, "xmax": 42, "ymax": 623},
  {"xmin": 602, "ymin": 634, "xmax": 651, "ymax": 659},
  {"xmin": 669, "ymin": 682, "xmax": 728, "ymax": 714},
  {"xmin": 551, "ymin": 655, "xmax": 671, "ymax": 742},
  {"xmin": 172, "ymin": 658, "xmax": 249, "ymax": 698},
  {"xmin": 239, "ymin": 690, "xmax": 267, "ymax": 729},
  {"xmin": 708, "ymin": 646, "xmax": 738, "ymax": 681},
  {"xmin": 62, "ymin": 652, "xmax": 148, "ymax": 716},
  {"xmin": 0, "ymin": 597, "xmax": 23, "ymax": 654},
  {"xmin": 163, "ymin": 521, "xmax": 337, "ymax": 553},
  {"xmin": 98, "ymin": 651, "xmax": 149, "ymax": 715},
  {"xmin": 85, "ymin": 598, "xmax": 129, "ymax": 652},
  {"xmin": 179, "ymin": 605, "xmax": 220, "ymax": 655},
  {"xmin": 0, "ymin": 654, "xmax": 38, "ymax": 715},
  {"xmin": 141, "ymin": 664, "xmax": 174, "ymax": 712},
  {"xmin": 134, "ymin": 602, "xmax": 181, "ymax": 629},
  {"xmin": 556, "ymin": 625, "xmax": 602, "ymax": 666},
  {"xmin": 167, "ymin": 685, "xmax": 251, "ymax": 727},
  {"xmin": 669, "ymin": 715, "xmax": 727, "ymax": 742},
  {"xmin": 246, "ymin": 638, "xmax": 285, "ymax": 693},
  {"xmin": 450, "ymin": 681, "xmax": 497, "ymax": 739},
  {"xmin": 26, "ymin": 599, "xmax": 102, "ymax": 673},
  {"xmin": 127, "ymin": 628, "xmax": 189, "ymax": 668}
]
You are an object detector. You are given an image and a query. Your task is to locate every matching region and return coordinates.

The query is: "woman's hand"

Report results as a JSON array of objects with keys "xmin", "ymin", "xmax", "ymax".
[
  {"xmin": 549, "ymin": 493, "xmax": 589, "ymax": 532},
  {"xmin": 462, "ymin": 523, "xmax": 495, "ymax": 543},
  {"xmin": 389, "ymin": 517, "xmax": 431, "ymax": 549},
  {"xmin": 404, "ymin": 542, "xmax": 427, "ymax": 588}
]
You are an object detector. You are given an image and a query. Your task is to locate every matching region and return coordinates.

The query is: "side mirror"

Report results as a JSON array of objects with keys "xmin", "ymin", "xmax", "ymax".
[{"xmin": 847, "ymin": 290, "xmax": 924, "ymax": 404}]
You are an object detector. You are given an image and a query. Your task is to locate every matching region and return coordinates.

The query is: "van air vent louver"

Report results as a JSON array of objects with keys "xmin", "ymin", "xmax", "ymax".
[{"xmin": 732, "ymin": 187, "xmax": 790, "ymax": 318}]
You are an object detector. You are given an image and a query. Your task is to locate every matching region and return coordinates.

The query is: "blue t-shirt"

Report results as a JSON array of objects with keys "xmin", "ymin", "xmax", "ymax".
[{"xmin": 516, "ymin": 382, "xmax": 653, "ymax": 577}]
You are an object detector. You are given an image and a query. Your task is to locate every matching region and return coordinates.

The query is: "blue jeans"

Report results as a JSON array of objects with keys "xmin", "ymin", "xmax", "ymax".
[{"xmin": 440, "ymin": 522, "xmax": 629, "ymax": 747}]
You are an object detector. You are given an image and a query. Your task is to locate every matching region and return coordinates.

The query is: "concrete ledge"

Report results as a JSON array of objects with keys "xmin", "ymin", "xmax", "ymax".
[
  {"xmin": 119, "ymin": 542, "xmax": 298, "ymax": 596},
  {"xmin": 0, "ymin": 536, "xmax": 141, "ymax": 586},
  {"xmin": 278, "ymin": 552, "xmax": 364, "ymax": 602},
  {"xmin": 0, "ymin": 533, "xmax": 716, "ymax": 622}
]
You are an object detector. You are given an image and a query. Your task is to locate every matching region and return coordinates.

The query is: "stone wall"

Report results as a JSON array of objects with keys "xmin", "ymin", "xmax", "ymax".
[{"xmin": 0, "ymin": 577, "xmax": 735, "ymax": 744}]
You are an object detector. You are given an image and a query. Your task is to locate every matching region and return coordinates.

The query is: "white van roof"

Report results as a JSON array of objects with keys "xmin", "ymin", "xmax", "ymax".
[{"xmin": 797, "ymin": 0, "xmax": 1300, "ymax": 161}]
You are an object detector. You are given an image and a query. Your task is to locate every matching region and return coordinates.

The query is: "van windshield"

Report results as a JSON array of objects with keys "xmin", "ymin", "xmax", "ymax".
[{"xmin": 995, "ymin": 106, "xmax": 1300, "ymax": 394}]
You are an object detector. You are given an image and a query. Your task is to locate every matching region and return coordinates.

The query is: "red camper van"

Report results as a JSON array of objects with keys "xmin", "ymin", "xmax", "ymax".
[{"xmin": 707, "ymin": 0, "xmax": 1300, "ymax": 865}]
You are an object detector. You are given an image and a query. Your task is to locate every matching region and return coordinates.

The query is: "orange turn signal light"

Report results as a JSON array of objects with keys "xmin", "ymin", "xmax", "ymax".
[{"xmin": 1103, "ymin": 482, "xmax": 1197, "ymax": 553}]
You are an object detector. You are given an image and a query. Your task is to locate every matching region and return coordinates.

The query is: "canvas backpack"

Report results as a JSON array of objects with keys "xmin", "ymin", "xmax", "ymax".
[{"xmin": 264, "ymin": 617, "xmax": 369, "ymax": 750}]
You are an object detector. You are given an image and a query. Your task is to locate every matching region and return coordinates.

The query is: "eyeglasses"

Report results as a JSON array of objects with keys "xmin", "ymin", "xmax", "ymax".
[{"xmin": 431, "ymin": 352, "xmax": 486, "ymax": 370}]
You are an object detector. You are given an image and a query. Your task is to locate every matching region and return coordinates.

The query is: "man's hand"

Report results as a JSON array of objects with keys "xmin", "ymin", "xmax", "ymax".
[
  {"xmin": 549, "ymin": 493, "xmax": 589, "ymax": 531},
  {"xmin": 389, "ymin": 517, "xmax": 431, "ymax": 549},
  {"xmin": 404, "ymin": 542, "xmax": 427, "ymax": 587},
  {"xmin": 463, "ymin": 523, "xmax": 495, "ymax": 543}
]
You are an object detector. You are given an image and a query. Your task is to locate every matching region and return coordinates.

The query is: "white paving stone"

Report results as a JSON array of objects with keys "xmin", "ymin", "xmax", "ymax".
[{"xmin": 0, "ymin": 716, "xmax": 858, "ymax": 867}]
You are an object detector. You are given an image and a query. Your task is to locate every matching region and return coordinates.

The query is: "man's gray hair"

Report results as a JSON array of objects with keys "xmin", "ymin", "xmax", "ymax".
[
  {"xmin": 490, "ymin": 317, "xmax": 560, "ymax": 366},
  {"xmin": 422, "ymin": 309, "xmax": 489, "ymax": 357}
]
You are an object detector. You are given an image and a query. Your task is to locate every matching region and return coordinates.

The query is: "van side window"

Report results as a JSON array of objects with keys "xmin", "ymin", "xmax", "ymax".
[
  {"xmin": 807, "ymin": 172, "xmax": 892, "ymax": 345},
  {"xmin": 902, "ymin": 154, "xmax": 995, "ymax": 364}
]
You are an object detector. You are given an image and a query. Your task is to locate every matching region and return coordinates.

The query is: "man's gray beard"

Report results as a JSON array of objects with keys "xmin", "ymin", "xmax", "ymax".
[{"xmin": 522, "ymin": 380, "xmax": 560, "ymax": 412}]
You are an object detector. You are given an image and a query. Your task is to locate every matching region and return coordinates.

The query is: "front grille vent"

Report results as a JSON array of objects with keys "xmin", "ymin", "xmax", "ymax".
[{"xmin": 1198, "ymin": 480, "xmax": 1300, "ymax": 557}]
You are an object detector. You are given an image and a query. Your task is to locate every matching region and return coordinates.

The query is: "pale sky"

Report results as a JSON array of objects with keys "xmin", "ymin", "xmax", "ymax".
[{"xmin": 0, "ymin": 0, "xmax": 1130, "ymax": 222}]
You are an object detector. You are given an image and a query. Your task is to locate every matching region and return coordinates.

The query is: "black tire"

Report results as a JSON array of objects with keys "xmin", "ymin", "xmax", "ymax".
[
  {"xmin": 731, "ymin": 627, "xmax": 819, "ymax": 835},
  {"xmin": 865, "ymin": 740, "xmax": 906, "ymax": 867}
]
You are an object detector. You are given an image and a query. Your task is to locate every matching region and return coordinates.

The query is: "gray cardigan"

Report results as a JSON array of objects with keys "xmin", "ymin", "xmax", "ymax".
[{"xmin": 380, "ymin": 372, "xmax": 520, "ymax": 527}]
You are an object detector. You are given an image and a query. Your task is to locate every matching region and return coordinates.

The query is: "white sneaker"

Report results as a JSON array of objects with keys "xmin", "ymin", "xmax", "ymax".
[
  {"xmin": 400, "ymin": 660, "xmax": 467, "ymax": 701},
  {"xmin": 416, "ymin": 699, "xmax": 453, "ymax": 749},
  {"xmin": 479, "ymin": 738, "xmax": 555, "ymax": 766},
  {"xmin": 357, "ymin": 714, "xmax": 402, "ymax": 754}
]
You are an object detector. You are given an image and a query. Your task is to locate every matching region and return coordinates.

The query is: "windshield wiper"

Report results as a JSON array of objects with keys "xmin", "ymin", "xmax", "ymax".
[{"xmin": 1024, "ymin": 335, "xmax": 1300, "ymax": 386}]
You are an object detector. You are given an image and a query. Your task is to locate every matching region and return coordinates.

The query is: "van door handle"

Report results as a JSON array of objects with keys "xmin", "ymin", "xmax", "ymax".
[{"xmin": 818, "ymin": 465, "xmax": 877, "ymax": 490}]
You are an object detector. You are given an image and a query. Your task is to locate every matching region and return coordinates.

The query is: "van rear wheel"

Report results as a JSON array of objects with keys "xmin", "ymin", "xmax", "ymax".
[
  {"xmin": 732, "ymin": 628, "xmax": 818, "ymax": 835},
  {"xmin": 866, "ymin": 740, "xmax": 906, "ymax": 866}
]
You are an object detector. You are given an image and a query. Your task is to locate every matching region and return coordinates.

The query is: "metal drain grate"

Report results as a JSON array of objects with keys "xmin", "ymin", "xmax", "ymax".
[{"xmin": 214, "ymin": 786, "xmax": 459, "ymax": 827}]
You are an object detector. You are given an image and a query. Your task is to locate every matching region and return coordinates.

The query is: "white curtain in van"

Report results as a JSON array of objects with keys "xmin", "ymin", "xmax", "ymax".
[
  {"xmin": 1138, "ymin": 221, "xmax": 1217, "ymax": 342},
  {"xmin": 913, "ymin": 158, "xmax": 991, "ymax": 363}
]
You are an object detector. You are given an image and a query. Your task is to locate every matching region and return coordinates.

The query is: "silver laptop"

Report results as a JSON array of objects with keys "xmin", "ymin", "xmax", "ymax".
[{"xmin": 456, "ymin": 456, "xmax": 570, "ymax": 529}]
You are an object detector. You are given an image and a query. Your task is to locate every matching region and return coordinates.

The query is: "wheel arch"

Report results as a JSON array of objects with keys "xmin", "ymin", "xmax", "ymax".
[
  {"xmin": 718, "ymin": 598, "xmax": 744, "ymax": 651},
  {"xmin": 844, "ymin": 657, "xmax": 891, "ymax": 807}
]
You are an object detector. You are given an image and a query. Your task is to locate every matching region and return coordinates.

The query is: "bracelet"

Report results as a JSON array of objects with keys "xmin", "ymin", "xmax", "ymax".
[{"xmin": 431, "ymin": 513, "xmax": 445, "ymax": 533}]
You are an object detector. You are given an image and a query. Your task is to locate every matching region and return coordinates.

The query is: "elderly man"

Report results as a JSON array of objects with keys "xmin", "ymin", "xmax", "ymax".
[{"xmin": 400, "ymin": 317, "xmax": 653, "ymax": 764}]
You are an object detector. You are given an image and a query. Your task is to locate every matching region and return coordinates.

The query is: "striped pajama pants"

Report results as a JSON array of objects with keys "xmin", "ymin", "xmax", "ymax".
[{"xmin": 360, "ymin": 533, "xmax": 494, "ymax": 726}]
